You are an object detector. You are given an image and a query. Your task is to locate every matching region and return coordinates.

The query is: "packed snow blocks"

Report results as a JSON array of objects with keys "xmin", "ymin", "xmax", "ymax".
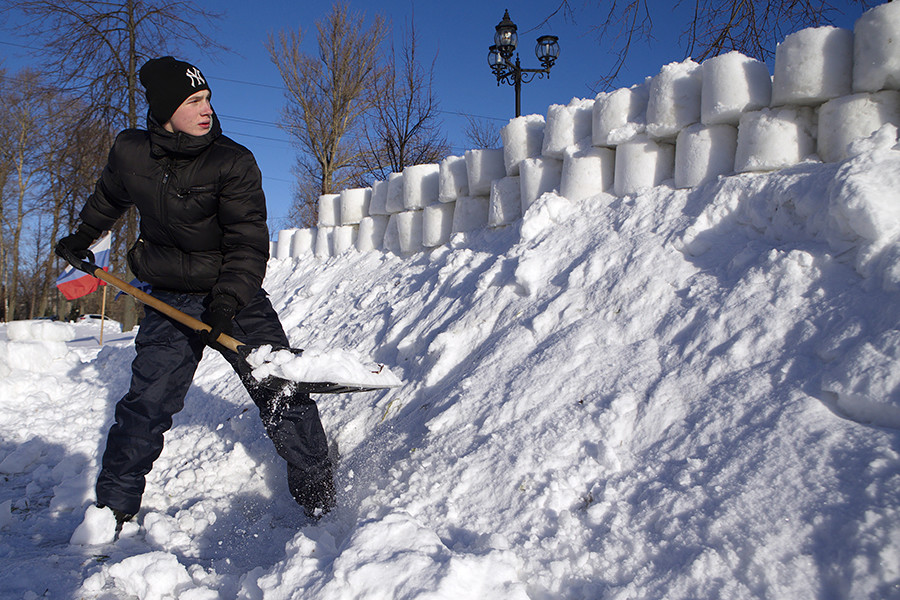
[{"xmin": 272, "ymin": 3, "xmax": 900, "ymax": 260}]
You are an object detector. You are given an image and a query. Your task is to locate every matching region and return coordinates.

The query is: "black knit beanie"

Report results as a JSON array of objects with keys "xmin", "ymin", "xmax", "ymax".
[{"xmin": 139, "ymin": 56, "xmax": 211, "ymax": 125}]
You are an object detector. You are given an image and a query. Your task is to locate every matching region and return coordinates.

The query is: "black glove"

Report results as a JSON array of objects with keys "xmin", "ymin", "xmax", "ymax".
[
  {"xmin": 55, "ymin": 224, "xmax": 101, "ymax": 263},
  {"xmin": 202, "ymin": 294, "xmax": 238, "ymax": 348}
]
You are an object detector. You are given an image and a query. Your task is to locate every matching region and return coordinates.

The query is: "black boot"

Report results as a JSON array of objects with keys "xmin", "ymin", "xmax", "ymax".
[
  {"xmin": 288, "ymin": 462, "xmax": 336, "ymax": 519},
  {"xmin": 96, "ymin": 503, "xmax": 134, "ymax": 533}
]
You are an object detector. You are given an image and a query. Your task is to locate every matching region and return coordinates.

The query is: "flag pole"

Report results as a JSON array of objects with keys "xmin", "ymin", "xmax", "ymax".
[{"xmin": 99, "ymin": 285, "xmax": 107, "ymax": 345}]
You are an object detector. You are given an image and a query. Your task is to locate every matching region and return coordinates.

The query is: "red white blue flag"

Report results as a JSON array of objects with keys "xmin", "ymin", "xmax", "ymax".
[{"xmin": 55, "ymin": 232, "xmax": 112, "ymax": 301}]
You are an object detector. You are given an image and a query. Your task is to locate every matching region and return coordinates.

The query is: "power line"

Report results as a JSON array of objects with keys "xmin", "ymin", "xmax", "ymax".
[
  {"xmin": 207, "ymin": 75, "xmax": 508, "ymax": 123},
  {"xmin": 0, "ymin": 40, "xmax": 38, "ymax": 51},
  {"xmin": 207, "ymin": 75, "xmax": 284, "ymax": 91}
]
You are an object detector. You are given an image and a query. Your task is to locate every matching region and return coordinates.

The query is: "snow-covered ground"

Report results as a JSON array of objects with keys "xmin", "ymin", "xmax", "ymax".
[{"xmin": 2, "ymin": 135, "xmax": 900, "ymax": 598}]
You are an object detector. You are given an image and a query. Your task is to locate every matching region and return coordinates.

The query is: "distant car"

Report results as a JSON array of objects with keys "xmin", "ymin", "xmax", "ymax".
[
  {"xmin": 76, "ymin": 314, "xmax": 122, "ymax": 330},
  {"xmin": 77, "ymin": 314, "xmax": 106, "ymax": 323}
]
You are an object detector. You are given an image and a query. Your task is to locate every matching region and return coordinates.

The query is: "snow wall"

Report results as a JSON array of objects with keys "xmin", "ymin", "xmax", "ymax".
[{"xmin": 273, "ymin": 4, "xmax": 900, "ymax": 270}]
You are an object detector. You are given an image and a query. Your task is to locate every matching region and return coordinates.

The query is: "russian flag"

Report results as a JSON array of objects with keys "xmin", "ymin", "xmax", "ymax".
[{"xmin": 55, "ymin": 232, "xmax": 112, "ymax": 301}]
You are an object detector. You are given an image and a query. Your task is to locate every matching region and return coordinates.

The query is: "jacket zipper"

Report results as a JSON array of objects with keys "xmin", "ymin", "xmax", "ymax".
[{"xmin": 159, "ymin": 160, "xmax": 174, "ymax": 240}]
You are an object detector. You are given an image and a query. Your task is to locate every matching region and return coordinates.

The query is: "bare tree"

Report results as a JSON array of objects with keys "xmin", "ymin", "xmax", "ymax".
[
  {"xmin": 356, "ymin": 18, "xmax": 451, "ymax": 183},
  {"xmin": 2, "ymin": 0, "xmax": 226, "ymax": 131},
  {"xmin": 547, "ymin": 0, "xmax": 873, "ymax": 89},
  {"xmin": 35, "ymin": 99, "xmax": 114, "ymax": 320},
  {"xmin": 0, "ymin": 67, "xmax": 14, "ymax": 321},
  {"xmin": 267, "ymin": 2, "xmax": 387, "ymax": 227},
  {"xmin": 2, "ymin": 0, "xmax": 227, "ymax": 328},
  {"xmin": 1, "ymin": 69, "xmax": 48, "ymax": 321},
  {"xmin": 463, "ymin": 116, "xmax": 502, "ymax": 150}
]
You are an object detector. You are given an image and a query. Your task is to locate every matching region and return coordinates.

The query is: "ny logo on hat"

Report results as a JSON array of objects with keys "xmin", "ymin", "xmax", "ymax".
[{"xmin": 186, "ymin": 67, "xmax": 205, "ymax": 88}]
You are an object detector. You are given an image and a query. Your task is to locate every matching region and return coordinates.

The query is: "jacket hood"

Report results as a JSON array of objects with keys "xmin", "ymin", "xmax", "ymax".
[{"xmin": 147, "ymin": 111, "xmax": 222, "ymax": 158}]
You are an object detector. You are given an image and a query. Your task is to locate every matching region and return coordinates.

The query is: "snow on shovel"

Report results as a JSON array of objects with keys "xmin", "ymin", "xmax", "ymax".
[{"xmin": 56, "ymin": 247, "xmax": 400, "ymax": 394}]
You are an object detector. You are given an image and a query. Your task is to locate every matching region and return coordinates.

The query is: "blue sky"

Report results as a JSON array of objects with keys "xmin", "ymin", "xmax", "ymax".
[{"xmin": 0, "ymin": 0, "xmax": 872, "ymax": 234}]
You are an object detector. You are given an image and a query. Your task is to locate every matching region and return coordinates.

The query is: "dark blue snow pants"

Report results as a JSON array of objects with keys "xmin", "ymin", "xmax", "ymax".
[{"xmin": 95, "ymin": 290, "xmax": 330, "ymax": 515}]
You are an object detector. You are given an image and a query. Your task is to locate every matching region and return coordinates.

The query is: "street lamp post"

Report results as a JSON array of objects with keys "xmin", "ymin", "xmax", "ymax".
[{"xmin": 488, "ymin": 9, "xmax": 560, "ymax": 117}]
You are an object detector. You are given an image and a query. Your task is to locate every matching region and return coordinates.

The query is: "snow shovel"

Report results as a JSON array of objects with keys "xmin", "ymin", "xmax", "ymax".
[{"xmin": 57, "ymin": 247, "xmax": 395, "ymax": 394}]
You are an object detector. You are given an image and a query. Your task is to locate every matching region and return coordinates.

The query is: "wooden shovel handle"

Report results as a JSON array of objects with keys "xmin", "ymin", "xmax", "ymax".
[{"xmin": 90, "ymin": 266, "xmax": 243, "ymax": 353}]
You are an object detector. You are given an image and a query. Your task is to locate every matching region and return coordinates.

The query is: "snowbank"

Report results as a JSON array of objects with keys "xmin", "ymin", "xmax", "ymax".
[
  {"xmin": 5, "ymin": 7, "xmax": 900, "ymax": 598},
  {"xmin": 3, "ymin": 142, "xmax": 900, "ymax": 599}
]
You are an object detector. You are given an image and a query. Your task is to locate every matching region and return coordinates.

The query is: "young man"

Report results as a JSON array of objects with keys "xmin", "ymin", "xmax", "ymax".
[{"xmin": 55, "ymin": 57, "xmax": 335, "ymax": 525}]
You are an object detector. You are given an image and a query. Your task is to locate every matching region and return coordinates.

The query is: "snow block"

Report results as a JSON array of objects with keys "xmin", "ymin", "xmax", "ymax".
[
  {"xmin": 451, "ymin": 196, "xmax": 490, "ymax": 233},
  {"xmin": 501, "ymin": 114, "xmax": 545, "ymax": 176},
  {"xmin": 675, "ymin": 123, "xmax": 738, "ymax": 189},
  {"xmin": 315, "ymin": 226, "xmax": 334, "ymax": 258},
  {"xmin": 317, "ymin": 193, "xmax": 340, "ymax": 227},
  {"xmin": 772, "ymin": 26, "xmax": 854, "ymax": 106},
  {"xmin": 386, "ymin": 172, "xmax": 405, "ymax": 214},
  {"xmin": 438, "ymin": 155, "xmax": 469, "ymax": 202},
  {"xmin": 818, "ymin": 91, "xmax": 900, "ymax": 163},
  {"xmin": 332, "ymin": 225, "xmax": 357, "ymax": 254},
  {"xmin": 291, "ymin": 228, "xmax": 316, "ymax": 256},
  {"xmin": 734, "ymin": 107, "xmax": 816, "ymax": 173},
  {"xmin": 853, "ymin": 1, "xmax": 900, "ymax": 92},
  {"xmin": 593, "ymin": 79, "xmax": 651, "ymax": 147},
  {"xmin": 560, "ymin": 146, "xmax": 615, "ymax": 201},
  {"xmin": 382, "ymin": 214, "xmax": 401, "ymax": 254},
  {"xmin": 395, "ymin": 210, "xmax": 424, "ymax": 254},
  {"xmin": 700, "ymin": 52, "xmax": 772, "ymax": 126},
  {"xmin": 520, "ymin": 157, "xmax": 563, "ymax": 212},
  {"xmin": 542, "ymin": 98, "xmax": 594, "ymax": 159},
  {"xmin": 646, "ymin": 59, "xmax": 703, "ymax": 140},
  {"xmin": 466, "ymin": 149, "xmax": 507, "ymax": 197},
  {"xmin": 274, "ymin": 228, "xmax": 296, "ymax": 259},
  {"xmin": 489, "ymin": 176, "xmax": 522, "ymax": 227},
  {"xmin": 403, "ymin": 163, "xmax": 440, "ymax": 210},
  {"xmin": 369, "ymin": 180, "xmax": 390, "ymax": 216},
  {"xmin": 357, "ymin": 215, "xmax": 389, "ymax": 252},
  {"xmin": 340, "ymin": 187, "xmax": 371, "ymax": 225},
  {"xmin": 613, "ymin": 135, "xmax": 675, "ymax": 196},
  {"xmin": 423, "ymin": 202, "xmax": 455, "ymax": 247}
]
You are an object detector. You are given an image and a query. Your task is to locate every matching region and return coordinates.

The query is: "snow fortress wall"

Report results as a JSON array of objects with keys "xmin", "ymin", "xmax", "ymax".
[{"xmin": 275, "ymin": 3, "xmax": 900, "ymax": 259}]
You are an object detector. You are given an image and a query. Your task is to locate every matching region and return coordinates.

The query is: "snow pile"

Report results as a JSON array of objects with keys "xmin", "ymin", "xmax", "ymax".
[
  {"xmin": 6, "ymin": 318, "xmax": 75, "ymax": 342},
  {"xmin": 3, "ymin": 5, "xmax": 900, "ymax": 599},
  {"xmin": 2, "ymin": 139, "xmax": 900, "ymax": 598},
  {"xmin": 71, "ymin": 504, "xmax": 139, "ymax": 546},
  {"xmin": 245, "ymin": 345, "xmax": 402, "ymax": 388}
]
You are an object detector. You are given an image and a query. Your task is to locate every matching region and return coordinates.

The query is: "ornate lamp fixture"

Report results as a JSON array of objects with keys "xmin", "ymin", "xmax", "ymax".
[{"xmin": 487, "ymin": 10, "xmax": 560, "ymax": 117}]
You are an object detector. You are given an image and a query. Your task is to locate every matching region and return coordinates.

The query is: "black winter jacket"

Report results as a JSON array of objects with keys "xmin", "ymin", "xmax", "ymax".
[{"xmin": 79, "ymin": 114, "xmax": 269, "ymax": 310}]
